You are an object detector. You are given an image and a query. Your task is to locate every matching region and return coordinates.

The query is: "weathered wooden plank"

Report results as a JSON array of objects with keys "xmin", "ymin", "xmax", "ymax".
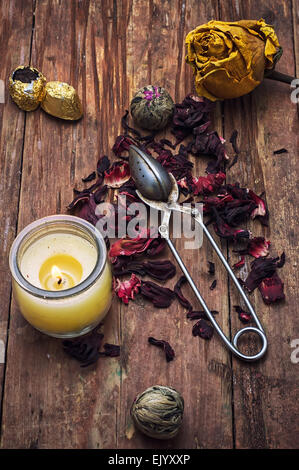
[
  {"xmin": 219, "ymin": 0, "xmax": 299, "ymax": 448},
  {"xmin": 117, "ymin": 0, "xmax": 234, "ymax": 449},
  {"xmin": 0, "ymin": 0, "xmax": 34, "ymax": 428},
  {"xmin": 1, "ymin": 0, "xmax": 123, "ymax": 449},
  {"xmin": 1, "ymin": 0, "xmax": 236, "ymax": 449},
  {"xmin": 2, "ymin": 0, "xmax": 298, "ymax": 450}
]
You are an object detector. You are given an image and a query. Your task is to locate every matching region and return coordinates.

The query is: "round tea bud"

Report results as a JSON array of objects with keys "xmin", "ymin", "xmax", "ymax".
[
  {"xmin": 130, "ymin": 85, "xmax": 174, "ymax": 131},
  {"xmin": 8, "ymin": 66, "xmax": 46, "ymax": 111},
  {"xmin": 131, "ymin": 385, "xmax": 184, "ymax": 439}
]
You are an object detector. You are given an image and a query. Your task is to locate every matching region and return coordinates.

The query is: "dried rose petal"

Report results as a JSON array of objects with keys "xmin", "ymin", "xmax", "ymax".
[
  {"xmin": 191, "ymin": 172, "xmax": 226, "ymax": 196},
  {"xmin": 171, "ymin": 94, "xmax": 213, "ymax": 143},
  {"xmin": 234, "ymin": 305, "xmax": 251, "ymax": 323},
  {"xmin": 82, "ymin": 171, "xmax": 96, "ymax": 183},
  {"xmin": 143, "ymin": 260, "xmax": 176, "ymax": 281},
  {"xmin": 174, "ymin": 275, "xmax": 192, "ymax": 311},
  {"xmin": 258, "ymin": 272, "xmax": 285, "ymax": 304},
  {"xmin": 97, "ymin": 155, "xmax": 110, "ymax": 175},
  {"xmin": 145, "ymin": 236, "xmax": 166, "ymax": 256},
  {"xmin": 112, "ymin": 258, "xmax": 176, "ymax": 281},
  {"xmin": 113, "ymin": 274, "xmax": 141, "ymax": 304},
  {"xmin": 276, "ymin": 251, "xmax": 286, "ymax": 268},
  {"xmin": 109, "ymin": 228, "xmax": 161, "ymax": 259},
  {"xmin": 104, "ymin": 161, "xmax": 131, "ymax": 188},
  {"xmin": 213, "ymin": 210, "xmax": 251, "ymax": 241},
  {"xmin": 140, "ymin": 281, "xmax": 175, "ymax": 308},
  {"xmin": 187, "ymin": 310, "xmax": 218, "ymax": 320},
  {"xmin": 112, "ymin": 135, "xmax": 134, "ymax": 157},
  {"xmin": 99, "ymin": 344, "xmax": 120, "ymax": 357},
  {"xmin": 234, "ymin": 237, "xmax": 270, "ymax": 258},
  {"xmin": 208, "ymin": 261, "xmax": 215, "ymax": 275},
  {"xmin": 248, "ymin": 190, "xmax": 269, "ymax": 225},
  {"xmin": 62, "ymin": 327, "xmax": 104, "ymax": 367},
  {"xmin": 148, "ymin": 337, "xmax": 175, "ymax": 362},
  {"xmin": 233, "ymin": 256, "xmax": 245, "ymax": 269},
  {"xmin": 244, "ymin": 254, "xmax": 284, "ymax": 292},
  {"xmin": 155, "ymin": 144, "xmax": 193, "ymax": 181},
  {"xmin": 192, "ymin": 319, "xmax": 214, "ymax": 339},
  {"xmin": 229, "ymin": 130, "xmax": 240, "ymax": 154},
  {"xmin": 273, "ymin": 148, "xmax": 287, "ymax": 155}
]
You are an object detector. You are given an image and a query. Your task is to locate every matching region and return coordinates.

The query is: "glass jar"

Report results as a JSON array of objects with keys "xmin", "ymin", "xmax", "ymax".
[{"xmin": 9, "ymin": 215, "xmax": 112, "ymax": 338}]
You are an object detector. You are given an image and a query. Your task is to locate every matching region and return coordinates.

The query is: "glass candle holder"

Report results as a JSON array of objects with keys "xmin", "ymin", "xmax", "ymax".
[{"xmin": 9, "ymin": 215, "xmax": 112, "ymax": 338}]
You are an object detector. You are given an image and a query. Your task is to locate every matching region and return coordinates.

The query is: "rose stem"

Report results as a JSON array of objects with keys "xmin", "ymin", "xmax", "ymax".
[{"xmin": 265, "ymin": 70, "xmax": 296, "ymax": 84}]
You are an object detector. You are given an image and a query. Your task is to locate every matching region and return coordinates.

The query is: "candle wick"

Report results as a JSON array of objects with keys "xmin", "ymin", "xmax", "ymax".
[{"xmin": 57, "ymin": 277, "xmax": 62, "ymax": 285}]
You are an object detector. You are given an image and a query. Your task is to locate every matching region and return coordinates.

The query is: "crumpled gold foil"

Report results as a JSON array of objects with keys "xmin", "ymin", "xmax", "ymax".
[
  {"xmin": 8, "ymin": 66, "xmax": 46, "ymax": 111},
  {"xmin": 41, "ymin": 81, "xmax": 83, "ymax": 120}
]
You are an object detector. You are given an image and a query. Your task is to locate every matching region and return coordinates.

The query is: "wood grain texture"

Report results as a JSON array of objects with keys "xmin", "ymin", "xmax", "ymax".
[
  {"xmin": 219, "ymin": 0, "xmax": 299, "ymax": 448},
  {"xmin": 0, "ymin": 0, "xmax": 34, "ymax": 417},
  {"xmin": 0, "ymin": 0, "xmax": 298, "ymax": 449}
]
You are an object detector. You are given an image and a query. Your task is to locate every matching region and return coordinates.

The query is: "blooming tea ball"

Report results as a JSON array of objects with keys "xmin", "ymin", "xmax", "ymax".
[
  {"xmin": 131, "ymin": 385, "xmax": 184, "ymax": 439},
  {"xmin": 130, "ymin": 85, "xmax": 174, "ymax": 130}
]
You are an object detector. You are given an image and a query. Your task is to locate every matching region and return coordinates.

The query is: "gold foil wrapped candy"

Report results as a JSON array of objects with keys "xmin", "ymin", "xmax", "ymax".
[
  {"xmin": 8, "ymin": 66, "xmax": 46, "ymax": 111},
  {"xmin": 41, "ymin": 81, "xmax": 83, "ymax": 120},
  {"xmin": 131, "ymin": 385, "xmax": 184, "ymax": 439}
]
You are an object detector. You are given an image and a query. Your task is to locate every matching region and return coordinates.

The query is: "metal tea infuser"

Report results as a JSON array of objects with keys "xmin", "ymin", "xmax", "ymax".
[{"xmin": 129, "ymin": 144, "xmax": 267, "ymax": 362}]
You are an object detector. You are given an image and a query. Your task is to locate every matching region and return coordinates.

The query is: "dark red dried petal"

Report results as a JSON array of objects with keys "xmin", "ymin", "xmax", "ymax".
[
  {"xmin": 148, "ymin": 337, "xmax": 175, "ymax": 362},
  {"xmin": 62, "ymin": 327, "xmax": 104, "ymax": 367},
  {"xmin": 192, "ymin": 319, "xmax": 214, "ymax": 339},
  {"xmin": 208, "ymin": 262, "xmax": 215, "ymax": 275},
  {"xmin": 276, "ymin": 251, "xmax": 286, "ymax": 268},
  {"xmin": 77, "ymin": 193, "xmax": 99, "ymax": 226},
  {"xmin": 234, "ymin": 237, "xmax": 270, "ymax": 258},
  {"xmin": 112, "ymin": 135, "xmax": 134, "ymax": 156},
  {"xmin": 190, "ymin": 172, "xmax": 226, "ymax": 196},
  {"xmin": 97, "ymin": 155, "xmax": 110, "ymax": 175},
  {"xmin": 82, "ymin": 171, "xmax": 96, "ymax": 183},
  {"xmin": 229, "ymin": 130, "xmax": 240, "ymax": 154},
  {"xmin": 113, "ymin": 274, "xmax": 141, "ymax": 304},
  {"xmin": 187, "ymin": 310, "xmax": 218, "ymax": 320},
  {"xmin": 99, "ymin": 344, "xmax": 120, "ymax": 357},
  {"xmin": 112, "ymin": 258, "xmax": 176, "ymax": 281},
  {"xmin": 140, "ymin": 281, "xmax": 175, "ymax": 308},
  {"xmin": 234, "ymin": 305, "xmax": 251, "ymax": 323},
  {"xmin": 174, "ymin": 275, "xmax": 193, "ymax": 311},
  {"xmin": 109, "ymin": 228, "xmax": 160, "ymax": 258},
  {"xmin": 155, "ymin": 145, "xmax": 193, "ymax": 181},
  {"xmin": 258, "ymin": 272, "xmax": 285, "ymax": 304},
  {"xmin": 104, "ymin": 161, "xmax": 131, "ymax": 188},
  {"xmin": 248, "ymin": 189, "xmax": 269, "ymax": 225},
  {"xmin": 143, "ymin": 260, "xmax": 176, "ymax": 281},
  {"xmin": 191, "ymin": 131, "xmax": 228, "ymax": 174},
  {"xmin": 273, "ymin": 148, "xmax": 288, "ymax": 155},
  {"xmin": 244, "ymin": 256, "xmax": 282, "ymax": 292},
  {"xmin": 213, "ymin": 211, "xmax": 251, "ymax": 241},
  {"xmin": 145, "ymin": 236, "xmax": 166, "ymax": 256},
  {"xmin": 233, "ymin": 256, "xmax": 245, "ymax": 269}
]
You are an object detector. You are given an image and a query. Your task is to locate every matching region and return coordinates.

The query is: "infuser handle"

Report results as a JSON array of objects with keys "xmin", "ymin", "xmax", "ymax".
[{"xmin": 159, "ymin": 207, "xmax": 268, "ymax": 362}]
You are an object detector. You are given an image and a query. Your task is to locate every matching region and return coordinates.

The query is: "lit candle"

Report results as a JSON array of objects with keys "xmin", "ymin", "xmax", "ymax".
[{"xmin": 9, "ymin": 215, "xmax": 112, "ymax": 338}]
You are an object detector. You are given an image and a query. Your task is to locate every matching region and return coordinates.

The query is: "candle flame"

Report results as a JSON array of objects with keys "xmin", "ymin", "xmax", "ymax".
[{"xmin": 51, "ymin": 265, "xmax": 63, "ymax": 284}]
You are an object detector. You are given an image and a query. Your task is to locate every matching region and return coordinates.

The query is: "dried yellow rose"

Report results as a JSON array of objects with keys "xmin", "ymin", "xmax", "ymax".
[{"xmin": 185, "ymin": 19, "xmax": 282, "ymax": 101}]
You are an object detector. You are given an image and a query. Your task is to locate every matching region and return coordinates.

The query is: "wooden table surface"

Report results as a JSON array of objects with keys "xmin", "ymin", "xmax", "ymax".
[{"xmin": 0, "ymin": 0, "xmax": 298, "ymax": 449}]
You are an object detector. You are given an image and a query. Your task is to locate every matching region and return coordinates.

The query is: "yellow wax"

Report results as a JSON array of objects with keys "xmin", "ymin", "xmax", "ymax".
[{"xmin": 13, "ymin": 231, "xmax": 112, "ymax": 337}]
